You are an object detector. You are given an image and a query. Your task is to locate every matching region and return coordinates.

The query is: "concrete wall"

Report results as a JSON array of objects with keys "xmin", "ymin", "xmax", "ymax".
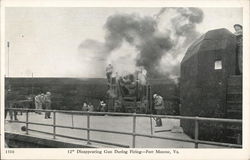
[
  {"xmin": 180, "ymin": 28, "xmax": 237, "ymax": 141},
  {"xmin": 5, "ymin": 78, "xmax": 179, "ymax": 114}
]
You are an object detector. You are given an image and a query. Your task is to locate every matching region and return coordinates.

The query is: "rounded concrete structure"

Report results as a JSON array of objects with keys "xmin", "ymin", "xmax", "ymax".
[{"xmin": 180, "ymin": 28, "xmax": 238, "ymax": 142}]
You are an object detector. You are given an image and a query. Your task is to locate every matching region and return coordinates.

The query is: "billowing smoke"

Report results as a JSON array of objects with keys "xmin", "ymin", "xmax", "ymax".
[
  {"xmin": 172, "ymin": 8, "xmax": 204, "ymax": 47},
  {"xmin": 104, "ymin": 13, "xmax": 173, "ymax": 78},
  {"xmin": 79, "ymin": 7, "xmax": 204, "ymax": 79},
  {"xmin": 156, "ymin": 7, "xmax": 204, "ymax": 78}
]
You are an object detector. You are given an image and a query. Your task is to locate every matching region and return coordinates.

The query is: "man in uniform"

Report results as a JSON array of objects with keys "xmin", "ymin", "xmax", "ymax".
[
  {"xmin": 35, "ymin": 93, "xmax": 44, "ymax": 114},
  {"xmin": 82, "ymin": 101, "xmax": 88, "ymax": 111},
  {"xmin": 5, "ymin": 88, "xmax": 18, "ymax": 121},
  {"xmin": 88, "ymin": 102, "xmax": 94, "ymax": 112},
  {"xmin": 106, "ymin": 64, "xmax": 113, "ymax": 83},
  {"xmin": 153, "ymin": 94, "xmax": 164, "ymax": 127},
  {"xmin": 40, "ymin": 93, "xmax": 46, "ymax": 109},
  {"xmin": 4, "ymin": 102, "xmax": 18, "ymax": 121},
  {"xmin": 234, "ymin": 24, "xmax": 243, "ymax": 35},
  {"xmin": 44, "ymin": 92, "xmax": 52, "ymax": 119},
  {"xmin": 234, "ymin": 24, "xmax": 243, "ymax": 74},
  {"xmin": 100, "ymin": 100, "xmax": 107, "ymax": 112},
  {"xmin": 114, "ymin": 100, "xmax": 121, "ymax": 112}
]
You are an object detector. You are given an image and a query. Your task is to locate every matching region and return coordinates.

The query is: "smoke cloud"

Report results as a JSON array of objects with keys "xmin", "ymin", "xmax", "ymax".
[{"xmin": 79, "ymin": 7, "xmax": 204, "ymax": 79}]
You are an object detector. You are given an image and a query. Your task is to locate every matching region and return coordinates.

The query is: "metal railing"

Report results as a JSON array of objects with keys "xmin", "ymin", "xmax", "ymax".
[{"xmin": 5, "ymin": 108, "xmax": 242, "ymax": 148}]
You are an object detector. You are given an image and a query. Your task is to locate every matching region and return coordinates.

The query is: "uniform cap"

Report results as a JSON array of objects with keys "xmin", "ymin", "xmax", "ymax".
[{"xmin": 234, "ymin": 24, "xmax": 242, "ymax": 29}]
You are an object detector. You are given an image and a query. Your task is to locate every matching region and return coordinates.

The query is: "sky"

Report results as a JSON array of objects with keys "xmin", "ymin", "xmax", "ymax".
[{"xmin": 5, "ymin": 7, "xmax": 243, "ymax": 78}]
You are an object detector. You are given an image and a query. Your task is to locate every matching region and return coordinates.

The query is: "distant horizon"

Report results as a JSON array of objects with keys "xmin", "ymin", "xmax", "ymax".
[
  {"xmin": 4, "ymin": 76, "xmax": 180, "ymax": 80},
  {"xmin": 4, "ymin": 76, "xmax": 106, "ymax": 79}
]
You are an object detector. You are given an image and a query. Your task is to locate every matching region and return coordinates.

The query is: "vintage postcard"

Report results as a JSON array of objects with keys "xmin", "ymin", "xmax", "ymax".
[{"xmin": 1, "ymin": 0, "xmax": 250, "ymax": 159}]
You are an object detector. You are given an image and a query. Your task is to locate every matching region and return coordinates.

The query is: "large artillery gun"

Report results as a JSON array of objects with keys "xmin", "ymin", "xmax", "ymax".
[{"xmin": 107, "ymin": 73, "xmax": 153, "ymax": 113}]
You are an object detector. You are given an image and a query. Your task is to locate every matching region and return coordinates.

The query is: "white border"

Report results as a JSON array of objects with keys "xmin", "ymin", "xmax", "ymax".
[{"xmin": 1, "ymin": 0, "xmax": 249, "ymax": 159}]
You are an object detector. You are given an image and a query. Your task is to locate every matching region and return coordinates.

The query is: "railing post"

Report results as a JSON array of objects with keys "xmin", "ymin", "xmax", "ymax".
[
  {"xmin": 132, "ymin": 113, "xmax": 136, "ymax": 148},
  {"xmin": 236, "ymin": 133, "xmax": 242, "ymax": 145},
  {"xmin": 87, "ymin": 113, "xmax": 91, "ymax": 144},
  {"xmin": 71, "ymin": 113, "xmax": 74, "ymax": 128},
  {"xmin": 194, "ymin": 116, "xmax": 199, "ymax": 148},
  {"xmin": 150, "ymin": 114, "xmax": 153, "ymax": 136},
  {"xmin": 26, "ymin": 110, "xmax": 29, "ymax": 135},
  {"xmin": 53, "ymin": 111, "xmax": 56, "ymax": 139}
]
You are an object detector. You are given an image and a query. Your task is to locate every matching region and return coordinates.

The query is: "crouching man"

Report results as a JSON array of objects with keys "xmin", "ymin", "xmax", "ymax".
[{"xmin": 153, "ymin": 94, "xmax": 164, "ymax": 127}]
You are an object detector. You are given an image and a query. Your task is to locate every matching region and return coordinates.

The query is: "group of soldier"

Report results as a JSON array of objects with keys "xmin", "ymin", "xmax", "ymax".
[
  {"xmin": 81, "ymin": 95, "xmax": 164, "ymax": 127},
  {"xmin": 82, "ymin": 101, "xmax": 94, "ymax": 112},
  {"xmin": 106, "ymin": 64, "xmax": 147, "ymax": 86},
  {"xmin": 82, "ymin": 100, "xmax": 107, "ymax": 112},
  {"xmin": 5, "ymin": 88, "xmax": 52, "ymax": 121},
  {"xmin": 5, "ymin": 87, "xmax": 164, "ymax": 128},
  {"xmin": 34, "ymin": 92, "xmax": 52, "ymax": 119}
]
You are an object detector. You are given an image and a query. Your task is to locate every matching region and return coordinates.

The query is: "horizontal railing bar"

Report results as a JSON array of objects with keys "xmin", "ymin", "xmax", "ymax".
[
  {"xmin": 8, "ymin": 108, "xmax": 242, "ymax": 123},
  {"xmin": 17, "ymin": 120, "xmax": 131, "ymax": 136},
  {"xmin": 7, "ymin": 120, "xmax": 26, "ymax": 123},
  {"xmin": 27, "ymin": 122, "xmax": 133, "ymax": 135},
  {"xmin": 18, "ymin": 121, "xmax": 243, "ymax": 148},
  {"xmin": 27, "ymin": 128, "xmax": 130, "ymax": 148},
  {"xmin": 27, "ymin": 122, "xmax": 54, "ymax": 127},
  {"xmin": 197, "ymin": 140, "xmax": 242, "ymax": 148},
  {"xmin": 195, "ymin": 117, "xmax": 242, "ymax": 123},
  {"xmin": 81, "ymin": 127, "xmax": 133, "ymax": 136},
  {"xmin": 28, "ymin": 128, "xmax": 53, "ymax": 135}
]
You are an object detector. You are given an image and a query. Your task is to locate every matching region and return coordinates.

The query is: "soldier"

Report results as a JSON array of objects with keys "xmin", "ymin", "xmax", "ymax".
[
  {"xmin": 88, "ymin": 102, "xmax": 94, "ymax": 112},
  {"xmin": 234, "ymin": 24, "xmax": 243, "ymax": 74},
  {"xmin": 5, "ymin": 88, "xmax": 18, "ymax": 121},
  {"xmin": 82, "ymin": 101, "xmax": 88, "ymax": 111},
  {"xmin": 40, "ymin": 93, "xmax": 46, "ymax": 109},
  {"xmin": 137, "ymin": 67, "xmax": 147, "ymax": 85},
  {"xmin": 114, "ymin": 100, "xmax": 121, "ymax": 112},
  {"xmin": 234, "ymin": 24, "xmax": 243, "ymax": 36},
  {"xmin": 100, "ymin": 100, "xmax": 107, "ymax": 112},
  {"xmin": 35, "ymin": 93, "xmax": 44, "ymax": 114},
  {"xmin": 44, "ymin": 92, "xmax": 52, "ymax": 119},
  {"xmin": 153, "ymin": 94, "xmax": 164, "ymax": 127},
  {"xmin": 106, "ymin": 64, "xmax": 113, "ymax": 83},
  {"xmin": 5, "ymin": 102, "xmax": 18, "ymax": 121}
]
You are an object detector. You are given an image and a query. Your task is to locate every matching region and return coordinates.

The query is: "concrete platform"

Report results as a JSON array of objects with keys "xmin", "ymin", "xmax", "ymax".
[{"xmin": 5, "ymin": 112, "xmax": 224, "ymax": 148}]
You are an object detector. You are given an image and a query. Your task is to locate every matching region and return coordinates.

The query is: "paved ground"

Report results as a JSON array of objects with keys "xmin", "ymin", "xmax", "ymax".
[{"xmin": 5, "ymin": 112, "xmax": 223, "ymax": 148}]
